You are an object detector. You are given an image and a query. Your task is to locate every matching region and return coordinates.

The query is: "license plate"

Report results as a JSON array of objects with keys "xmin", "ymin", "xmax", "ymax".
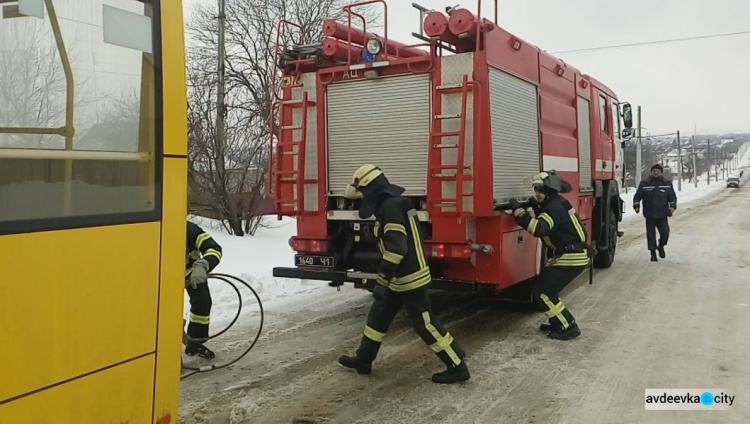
[{"xmin": 295, "ymin": 255, "xmax": 335, "ymax": 268}]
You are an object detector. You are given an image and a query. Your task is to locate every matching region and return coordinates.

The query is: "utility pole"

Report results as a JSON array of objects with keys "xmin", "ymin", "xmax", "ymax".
[
  {"xmin": 216, "ymin": 0, "xmax": 227, "ymax": 173},
  {"xmin": 707, "ymin": 138, "xmax": 710, "ymax": 185},
  {"xmin": 693, "ymin": 124, "xmax": 698, "ymax": 188},
  {"xmin": 723, "ymin": 150, "xmax": 727, "ymax": 180},
  {"xmin": 636, "ymin": 106, "xmax": 642, "ymax": 183},
  {"xmin": 676, "ymin": 130, "xmax": 682, "ymax": 191},
  {"xmin": 691, "ymin": 134, "xmax": 698, "ymax": 188},
  {"xmin": 715, "ymin": 144, "xmax": 719, "ymax": 183}
]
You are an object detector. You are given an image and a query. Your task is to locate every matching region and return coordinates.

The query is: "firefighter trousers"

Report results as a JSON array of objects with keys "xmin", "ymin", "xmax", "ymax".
[
  {"xmin": 645, "ymin": 217, "xmax": 670, "ymax": 251},
  {"xmin": 533, "ymin": 266, "xmax": 585, "ymax": 331},
  {"xmin": 356, "ymin": 285, "xmax": 465, "ymax": 368},
  {"xmin": 186, "ymin": 283, "xmax": 212, "ymax": 341}
]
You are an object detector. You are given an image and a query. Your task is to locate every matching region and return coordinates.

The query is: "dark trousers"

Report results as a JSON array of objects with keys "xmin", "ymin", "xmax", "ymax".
[
  {"xmin": 645, "ymin": 217, "xmax": 670, "ymax": 251},
  {"xmin": 533, "ymin": 266, "xmax": 585, "ymax": 331},
  {"xmin": 186, "ymin": 283, "xmax": 212, "ymax": 341},
  {"xmin": 356, "ymin": 285, "xmax": 465, "ymax": 368}
]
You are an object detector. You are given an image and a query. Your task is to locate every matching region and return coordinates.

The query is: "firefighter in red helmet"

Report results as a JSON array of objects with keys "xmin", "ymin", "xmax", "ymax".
[
  {"xmin": 509, "ymin": 171, "xmax": 587, "ymax": 340},
  {"xmin": 338, "ymin": 164, "xmax": 471, "ymax": 384}
]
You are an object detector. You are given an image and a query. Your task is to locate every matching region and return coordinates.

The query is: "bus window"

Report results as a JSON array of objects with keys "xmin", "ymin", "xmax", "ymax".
[{"xmin": 0, "ymin": 0, "xmax": 160, "ymax": 233}]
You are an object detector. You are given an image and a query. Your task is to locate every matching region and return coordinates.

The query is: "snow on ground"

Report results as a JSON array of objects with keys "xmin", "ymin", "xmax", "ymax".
[
  {"xmin": 184, "ymin": 215, "xmax": 317, "ymax": 327},
  {"xmin": 186, "ymin": 142, "xmax": 750, "ymax": 328}
]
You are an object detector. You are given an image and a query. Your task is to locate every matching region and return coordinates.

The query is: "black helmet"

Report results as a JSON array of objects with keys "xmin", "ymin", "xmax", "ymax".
[{"xmin": 527, "ymin": 170, "xmax": 572, "ymax": 194}]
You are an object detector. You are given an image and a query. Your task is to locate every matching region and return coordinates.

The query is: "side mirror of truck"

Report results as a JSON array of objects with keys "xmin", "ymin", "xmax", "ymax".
[
  {"xmin": 621, "ymin": 102, "xmax": 633, "ymax": 129},
  {"xmin": 622, "ymin": 127, "xmax": 635, "ymax": 139}
]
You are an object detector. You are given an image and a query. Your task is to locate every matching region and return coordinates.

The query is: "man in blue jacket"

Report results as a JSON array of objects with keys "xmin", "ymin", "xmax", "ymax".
[{"xmin": 633, "ymin": 164, "xmax": 677, "ymax": 261}]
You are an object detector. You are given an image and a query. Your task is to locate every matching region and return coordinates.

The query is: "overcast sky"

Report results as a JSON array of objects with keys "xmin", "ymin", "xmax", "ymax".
[{"xmin": 184, "ymin": 0, "xmax": 750, "ymax": 136}]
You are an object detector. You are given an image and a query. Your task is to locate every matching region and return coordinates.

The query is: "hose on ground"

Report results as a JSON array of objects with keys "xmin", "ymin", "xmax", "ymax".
[{"xmin": 180, "ymin": 273, "xmax": 264, "ymax": 380}]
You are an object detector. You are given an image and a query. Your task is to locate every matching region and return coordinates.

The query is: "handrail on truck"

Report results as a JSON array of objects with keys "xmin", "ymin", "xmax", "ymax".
[
  {"xmin": 267, "ymin": 100, "xmax": 279, "ymax": 197},
  {"xmin": 343, "ymin": 0, "xmax": 388, "ymax": 64},
  {"xmin": 345, "ymin": 10, "xmax": 367, "ymax": 65},
  {"xmin": 271, "ymin": 20, "xmax": 305, "ymax": 102},
  {"xmin": 473, "ymin": 0, "xmax": 499, "ymax": 52},
  {"xmin": 400, "ymin": 43, "xmax": 435, "ymax": 72}
]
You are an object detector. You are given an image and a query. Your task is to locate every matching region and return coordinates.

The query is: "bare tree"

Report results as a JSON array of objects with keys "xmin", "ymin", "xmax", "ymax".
[
  {"xmin": 0, "ymin": 24, "xmax": 66, "ymax": 148},
  {"xmin": 0, "ymin": 21, "xmax": 95, "ymax": 149},
  {"xmin": 186, "ymin": 0, "xmax": 379, "ymax": 235}
]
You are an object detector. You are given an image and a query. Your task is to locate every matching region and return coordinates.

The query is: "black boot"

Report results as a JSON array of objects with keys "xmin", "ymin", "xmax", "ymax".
[
  {"xmin": 432, "ymin": 361, "xmax": 470, "ymax": 384},
  {"xmin": 657, "ymin": 245, "xmax": 666, "ymax": 258},
  {"xmin": 548, "ymin": 323, "xmax": 581, "ymax": 341},
  {"xmin": 650, "ymin": 251, "xmax": 658, "ymax": 262},
  {"xmin": 185, "ymin": 341, "xmax": 215, "ymax": 359},
  {"xmin": 539, "ymin": 323, "xmax": 556, "ymax": 332},
  {"xmin": 338, "ymin": 355, "xmax": 372, "ymax": 375}
]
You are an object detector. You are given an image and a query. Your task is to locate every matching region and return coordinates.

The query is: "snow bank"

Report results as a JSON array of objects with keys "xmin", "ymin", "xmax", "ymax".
[{"xmin": 183, "ymin": 215, "xmax": 329, "ymax": 327}]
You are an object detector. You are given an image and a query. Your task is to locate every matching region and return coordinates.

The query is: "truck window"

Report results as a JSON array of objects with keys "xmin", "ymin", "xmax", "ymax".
[
  {"xmin": 611, "ymin": 102, "xmax": 621, "ymax": 138},
  {"xmin": 599, "ymin": 95, "xmax": 608, "ymax": 134}
]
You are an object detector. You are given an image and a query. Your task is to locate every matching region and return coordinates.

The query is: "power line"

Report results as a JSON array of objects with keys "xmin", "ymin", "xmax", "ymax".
[{"xmin": 552, "ymin": 30, "xmax": 750, "ymax": 54}]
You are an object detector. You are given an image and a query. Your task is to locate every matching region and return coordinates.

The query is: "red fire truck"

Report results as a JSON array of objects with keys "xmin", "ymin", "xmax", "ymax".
[{"xmin": 270, "ymin": 1, "xmax": 634, "ymax": 297}]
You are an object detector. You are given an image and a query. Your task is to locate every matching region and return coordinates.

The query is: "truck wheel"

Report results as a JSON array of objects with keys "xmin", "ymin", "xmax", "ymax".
[{"xmin": 594, "ymin": 208, "xmax": 617, "ymax": 268}]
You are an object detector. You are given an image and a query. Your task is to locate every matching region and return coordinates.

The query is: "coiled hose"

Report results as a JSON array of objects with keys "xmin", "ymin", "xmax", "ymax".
[{"xmin": 180, "ymin": 273, "xmax": 264, "ymax": 380}]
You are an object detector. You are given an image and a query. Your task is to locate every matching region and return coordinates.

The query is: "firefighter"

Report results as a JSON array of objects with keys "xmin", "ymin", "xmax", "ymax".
[
  {"xmin": 508, "ymin": 171, "xmax": 588, "ymax": 340},
  {"xmin": 185, "ymin": 221, "xmax": 223, "ymax": 358},
  {"xmin": 338, "ymin": 164, "xmax": 470, "ymax": 384},
  {"xmin": 633, "ymin": 164, "xmax": 677, "ymax": 261}
]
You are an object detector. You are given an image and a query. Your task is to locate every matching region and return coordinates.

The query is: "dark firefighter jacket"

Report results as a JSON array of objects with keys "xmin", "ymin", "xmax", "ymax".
[
  {"xmin": 373, "ymin": 196, "xmax": 431, "ymax": 292},
  {"xmin": 186, "ymin": 222, "xmax": 223, "ymax": 277},
  {"xmin": 512, "ymin": 195, "xmax": 590, "ymax": 267},
  {"xmin": 633, "ymin": 176, "xmax": 677, "ymax": 219}
]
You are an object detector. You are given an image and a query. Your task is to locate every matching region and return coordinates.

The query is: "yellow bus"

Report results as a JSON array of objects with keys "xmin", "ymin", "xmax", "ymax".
[{"xmin": 0, "ymin": 1, "xmax": 187, "ymax": 422}]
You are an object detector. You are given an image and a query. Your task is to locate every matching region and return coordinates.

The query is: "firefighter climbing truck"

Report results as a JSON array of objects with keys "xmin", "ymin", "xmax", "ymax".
[{"xmin": 270, "ymin": 1, "xmax": 634, "ymax": 296}]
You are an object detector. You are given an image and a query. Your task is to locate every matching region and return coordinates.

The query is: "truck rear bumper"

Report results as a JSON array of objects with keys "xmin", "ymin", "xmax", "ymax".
[
  {"xmin": 273, "ymin": 267, "xmax": 354, "ymax": 284},
  {"xmin": 272, "ymin": 267, "xmax": 478, "ymax": 292}
]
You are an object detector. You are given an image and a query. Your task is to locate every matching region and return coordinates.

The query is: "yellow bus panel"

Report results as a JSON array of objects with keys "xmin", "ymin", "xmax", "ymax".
[
  {"xmin": 152, "ymin": 158, "xmax": 188, "ymax": 420},
  {"xmin": 0, "ymin": 354, "xmax": 155, "ymax": 423},
  {"xmin": 162, "ymin": 0, "xmax": 188, "ymax": 157},
  {"xmin": 0, "ymin": 223, "xmax": 160, "ymax": 401}
]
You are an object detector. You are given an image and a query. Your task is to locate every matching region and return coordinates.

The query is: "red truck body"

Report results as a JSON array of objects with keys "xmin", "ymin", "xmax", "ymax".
[{"xmin": 271, "ymin": 1, "xmax": 631, "ymax": 295}]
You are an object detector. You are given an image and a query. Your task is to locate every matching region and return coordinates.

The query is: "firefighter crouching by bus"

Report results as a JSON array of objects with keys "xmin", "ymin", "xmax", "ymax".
[
  {"xmin": 185, "ymin": 221, "xmax": 223, "ymax": 358},
  {"xmin": 508, "ymin": 171, "xmax": 588, "ymax": 341},
  {"xmin": 338, "ymin": 164, "xmax": 471, "ymax": 384}
]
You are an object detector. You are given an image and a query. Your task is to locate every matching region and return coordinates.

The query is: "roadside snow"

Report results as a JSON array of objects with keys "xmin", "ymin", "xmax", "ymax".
[{"xmin": 183, "ymin": 215, "xmax": 327, "ymax": 328}]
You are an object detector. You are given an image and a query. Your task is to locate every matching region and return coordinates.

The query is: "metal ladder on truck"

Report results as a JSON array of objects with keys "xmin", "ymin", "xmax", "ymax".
[
  {"xmin": 272, "ymin": 91, "xmax": 316, "ymax": 217},
  {"xmin": 428, "ymin": 74, "xmax": 478, "ymax": 217}
]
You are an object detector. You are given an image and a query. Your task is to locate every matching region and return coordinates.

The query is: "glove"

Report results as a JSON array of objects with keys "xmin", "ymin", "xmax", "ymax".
[
  {"xmin": 668, "ymin": 207, "xmax": 674, "ymax": 217},
  {"xmin": 508, "ymin": 198, "xmax": 522, "ymax": 211},
  {"xmin": 633, "ymin": 204, "xmax": 640, "ymax": 214},
  {"xmin": 187, "ymin": 258, "xmax": 209, "ymax": 290}
]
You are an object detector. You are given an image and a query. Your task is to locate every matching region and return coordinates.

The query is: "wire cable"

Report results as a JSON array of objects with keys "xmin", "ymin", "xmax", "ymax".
[
  {"xmin": 553, "ymin": 30, "xmax": 750, "ymax": 54},
  {"xmin": 180, "ymin": 273, "xmax": 264, "ymax": 380}
]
